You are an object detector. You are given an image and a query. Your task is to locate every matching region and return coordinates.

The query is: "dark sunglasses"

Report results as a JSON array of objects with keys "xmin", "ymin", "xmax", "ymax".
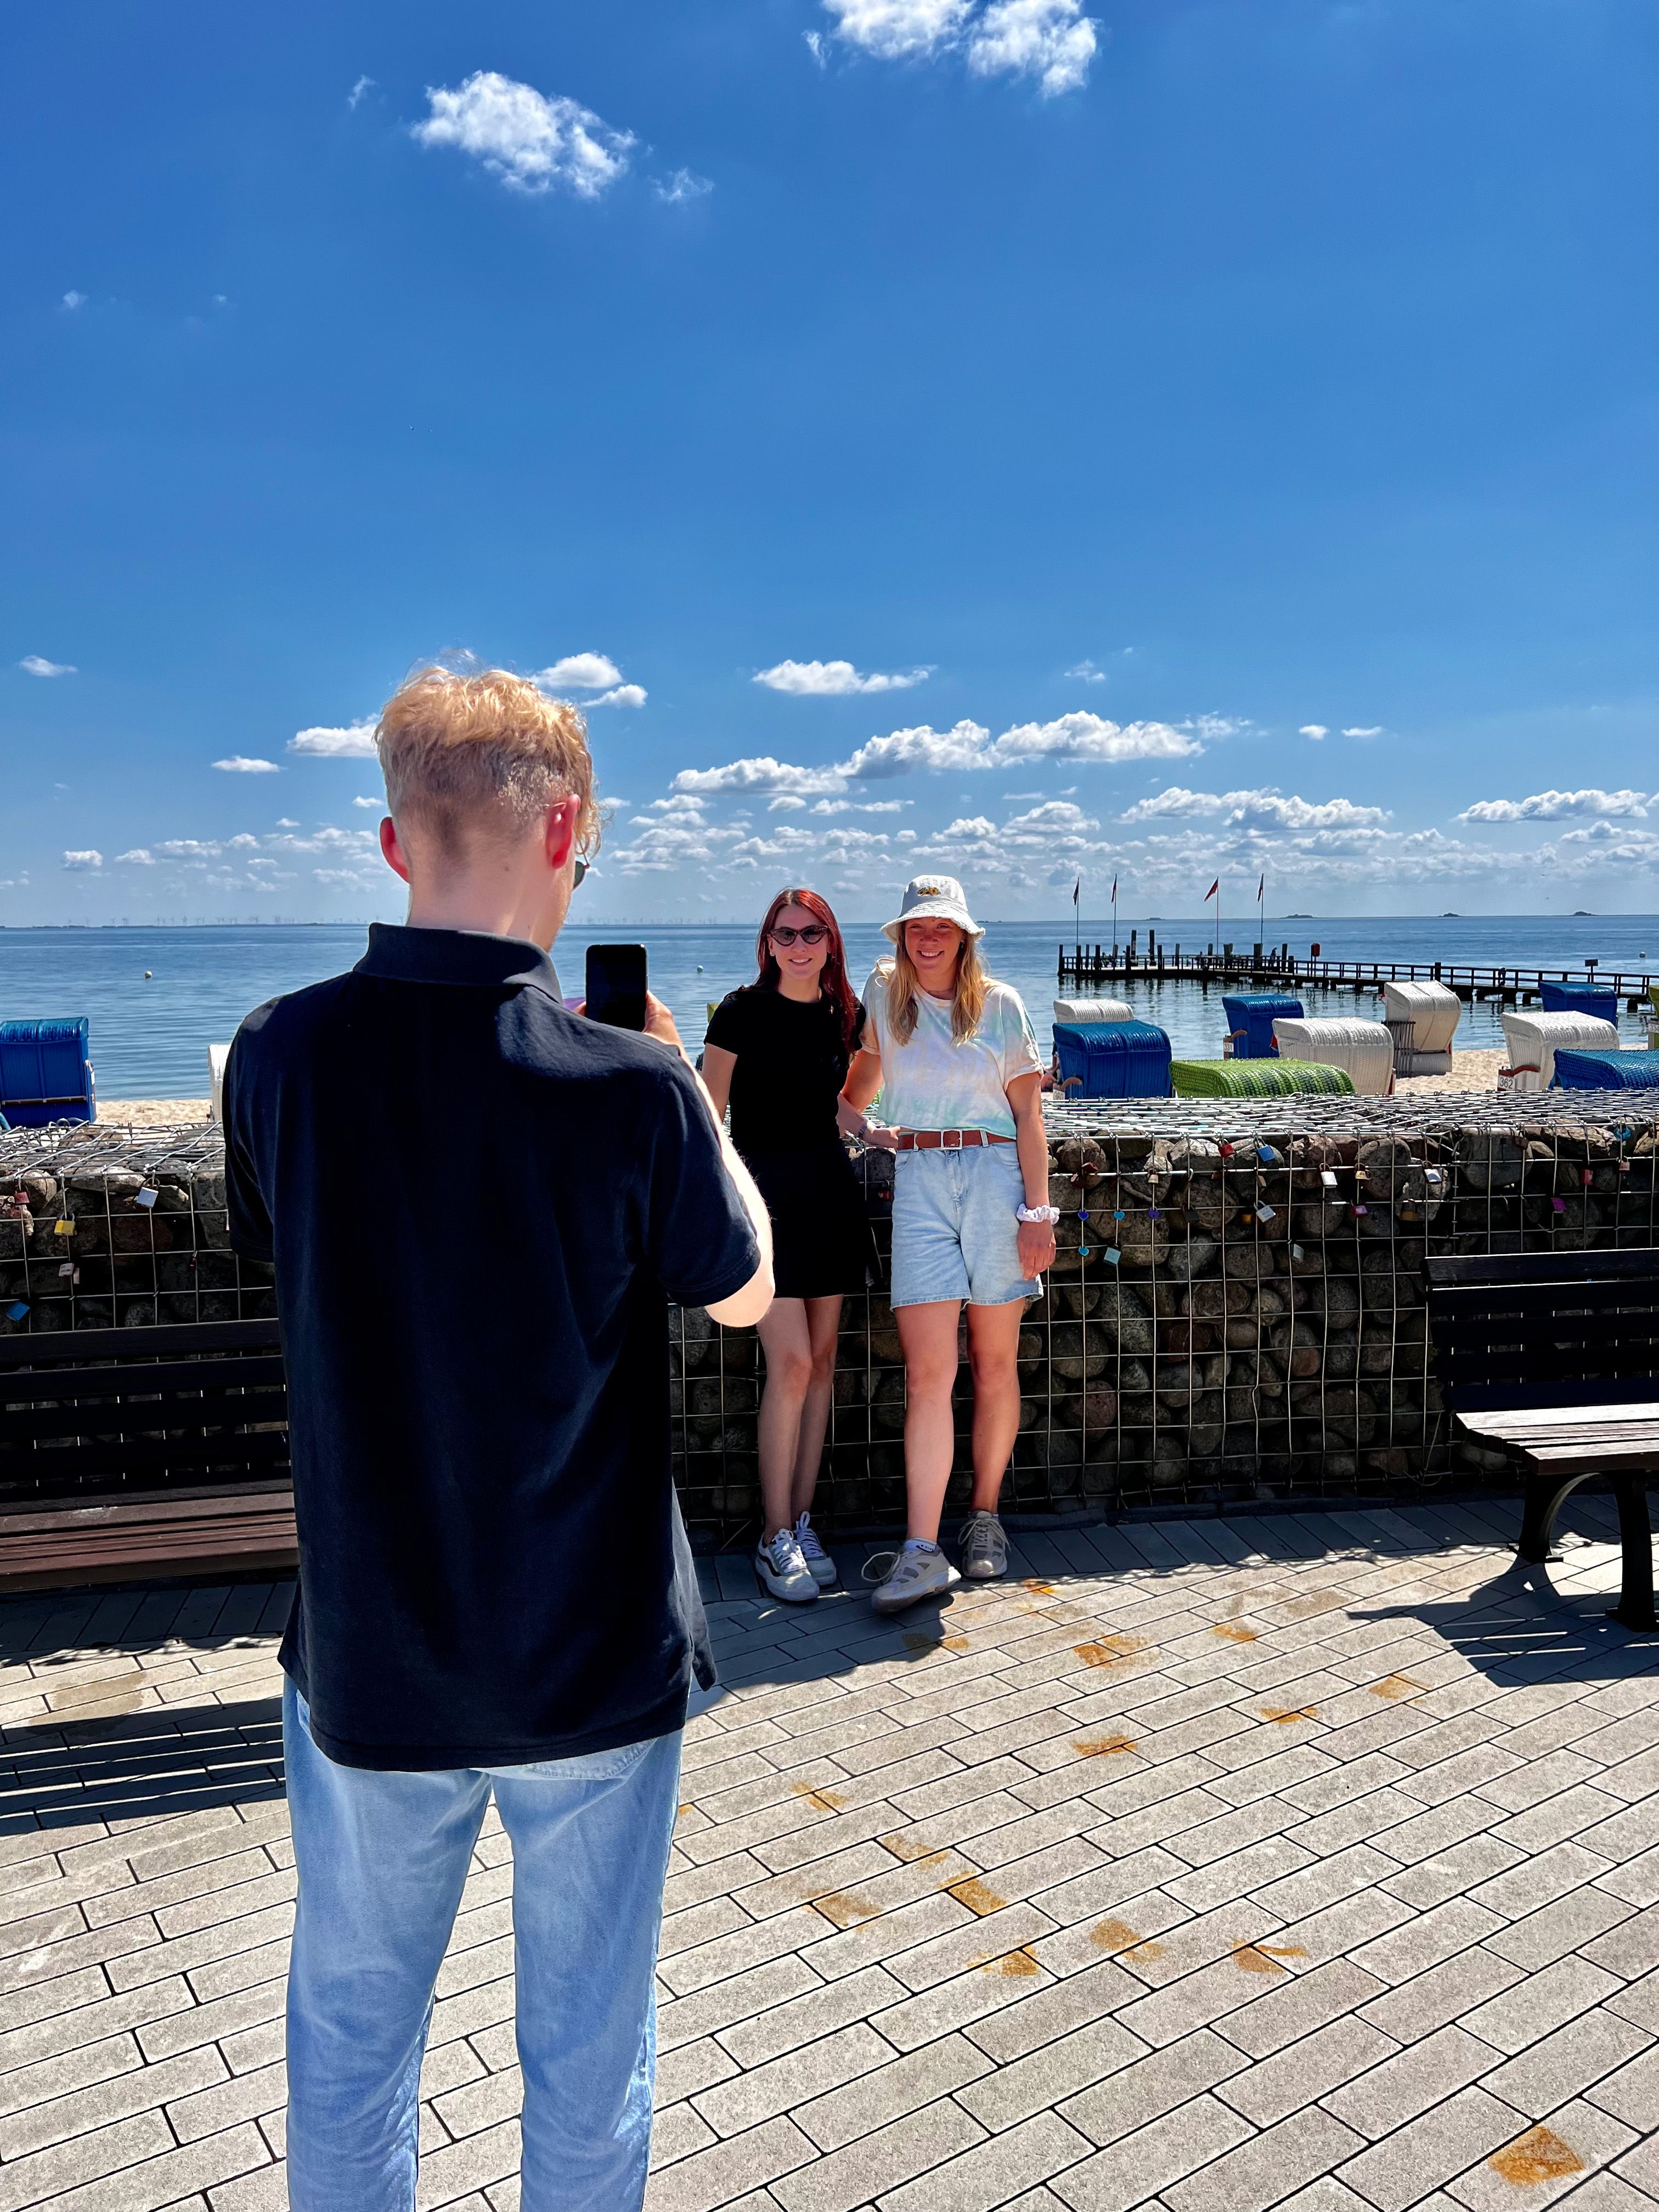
[
  {"xmin": 572, "ymin": 858, "xmax": 589, "ymax": 888},
  {"xmin": 770, "ymin": 923, "xmax": 828, "ymax": 946}
]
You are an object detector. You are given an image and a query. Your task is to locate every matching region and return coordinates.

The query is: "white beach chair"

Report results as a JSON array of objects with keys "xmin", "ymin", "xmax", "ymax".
[
  {"xmin": 1272, "ymin": 1016, "xmax": 1396, "ymax": 1096},
  {"xmin": 1499, "ymin": 1010, "xmax": 1620, "ymax": 1093},
  {"xmin": 1382, "ymin": 980, "xmax": 1462, "ymax": 1076},
  {"xmin": 1053, "ymin": 998, "xmax": 1135, "ymax": 1024}
]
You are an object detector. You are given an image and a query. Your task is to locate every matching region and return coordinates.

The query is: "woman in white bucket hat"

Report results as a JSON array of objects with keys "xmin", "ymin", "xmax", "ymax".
[{"xmin": 842, "ymin": 876, "xmax": 1057, "ymax": 1611}]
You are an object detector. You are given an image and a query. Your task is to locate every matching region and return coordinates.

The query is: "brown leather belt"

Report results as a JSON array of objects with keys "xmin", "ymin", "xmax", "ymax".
[{"xmin": 895, "ymin": 1128, "xmax": 1014, "ymax": 1150}]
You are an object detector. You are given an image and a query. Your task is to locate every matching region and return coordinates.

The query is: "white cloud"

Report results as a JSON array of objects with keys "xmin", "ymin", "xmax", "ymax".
[
  {"xmin": 1120, "ymin": 786, "xmax": 1389, "ymax": 831},
  {"xmin": 1300, "ymin": 724, "xmax": 1328, "ymax": 740},
  {"xmin": 1342, "ymin": 725, "xmax": 1384, "ymax": 738},
  {"xmin": 537, "ymin": 652, "xmax": 623, "ymax": 691},
  {"xmin": 585, "ymin": 683, "xmax": 647, "ymax": 709},
  {"xmin": 809, "ymin": 797, "xmax": 910, "ymax": 814},
  {"xmin": 276, "ymin": 817, "xmax": 299, "ymax": 828},
  {"xmin": 992, "ymin": 712, "xmax": 1201, "ymax": 766},
  {"xmin": 649, "ymin": 794, "xmax": 707, "ymax": 816},
  {"xmin": 348, "ymin": 75, "xmax": 375, "ymax": 108},
  {"xmin": 770, "ymin": 795, "xmax": 809, "ymax": 811},
  {"xmin": 61, "ymin": 292, "xmax": 86, "ymax": 311},
  {"xmin": 115, "ymin": 848, "xmax": 154, "ymax": 865},
  {"xmin": 1004, "ymin": 800, "xmax": 1098, "ymax": 833},
  {"xmin": 823, "ymin": 0, "xmax": 974, "ymax": 59},
  {"xmin": 967, "ymin": 0, "xmax": 1097, "ymax": 94},
  {"xmin": 842, "ymin": 719, "xmax": 995, "ymax": 778},
  {"xmin": 413, "ymin": 72, "xmax": 634, "ymax": 200},
  {"xmin": 20, "ymin": 655, "xmax": 75, "ymax": 678},
  {"xmin": 805, "ymin": 28, "xmax": 828, "ymax": 64},
  {"xmin": 940, "ymin": 816, "xmax": 999, "ymax": 840},
  {"xmin": 289, "ymin": 719, "xmax": 378, "ymax": 758},
  {"xmin": 1065, "ymin": 659, "xmax": 1105, "ymax": 683},
  {"xmin": 674, "ymin": 754, "xmax": 848, "ymax": 797},
  {"xmin": 213, "ymin": 755, "xmax": 280, "ymax": 775},
  {"xmin": 654, "ymin": 168, "xmax": 713, "ymax": 204},
  {"xmin": 1458, "ymin": 788, "xmax": 1651, "ymax": 823},
  {"xmin": 62, "ymin": 849, "xmax": 102, "ymax": 870},
  {"xmin": 352, "ymin": 795, "xmax": 384, "ymax": 809},
  {"xmin": 754, "ymin": 658, "xmax": 930, "ymax": 696}
]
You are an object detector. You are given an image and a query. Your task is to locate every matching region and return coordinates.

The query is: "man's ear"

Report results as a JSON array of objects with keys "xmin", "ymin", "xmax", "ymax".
[
  {"xmin": 542, "ymin": 797, "xmax": 580, "ymax": 873},
  {"xmin": 380, "ymin": 816, "xmax": 412, "ymax": 884}
]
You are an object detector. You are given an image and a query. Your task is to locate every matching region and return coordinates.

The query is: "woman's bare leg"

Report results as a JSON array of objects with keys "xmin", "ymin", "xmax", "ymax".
[
  {"xmin": 896, "ymin": 1300, "xmax": 963, "ymax": 1543},
  {"xmin": 966, "ymin": 1300, "xmax": 1026, "ymax": 1514},
  {"xmin": 755, "ymin": 1299, "xmax": 813, "ymax": 1541},
  {"xmin": 791, "ymin": 1296, "xmax": 844, "ymax": 1522}
]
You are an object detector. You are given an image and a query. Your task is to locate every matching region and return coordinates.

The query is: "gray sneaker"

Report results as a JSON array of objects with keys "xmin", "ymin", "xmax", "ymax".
[
  {"xmin": 865, "ymin": 1544, "xmax": 962, "ymax": 1615},
  {"xmin": 959, "ymin": 1511, "xmax": 1008, "ymax": 1582},
  {"xmin": 794, "ymin": 1513, "xmax": 838, "ymax": 1586},
  {"xmin": 755, "ymin": 1529, "xmax": 819, "ymax": 1604}
]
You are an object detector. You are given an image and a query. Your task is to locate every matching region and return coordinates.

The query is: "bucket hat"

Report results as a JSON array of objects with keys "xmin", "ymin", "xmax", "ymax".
[{"xmin": 881, "ymin": 874, "xmax": 985, "ymax": 944}]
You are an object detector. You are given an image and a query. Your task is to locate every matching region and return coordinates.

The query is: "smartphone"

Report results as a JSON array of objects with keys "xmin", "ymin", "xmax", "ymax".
[{"xmin": 585, "ymin": 943, "xmax": 648, "ymax": 1031}]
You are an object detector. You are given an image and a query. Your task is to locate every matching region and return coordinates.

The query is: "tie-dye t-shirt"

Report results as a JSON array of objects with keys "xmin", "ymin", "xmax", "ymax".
[{"xmin": 861, "ymin": 966, "xmax": 1043, "ymax": 1137}]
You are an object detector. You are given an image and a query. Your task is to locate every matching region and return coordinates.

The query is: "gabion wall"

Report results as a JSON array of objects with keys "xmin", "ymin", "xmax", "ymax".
[
  {"xmin": 6, "ymin": 1101, "xmax": 1658, "ymax": 1532},
  {"xmin": 670, "ymin": 1093, "xmax": 1659, "ymax": 1543}
]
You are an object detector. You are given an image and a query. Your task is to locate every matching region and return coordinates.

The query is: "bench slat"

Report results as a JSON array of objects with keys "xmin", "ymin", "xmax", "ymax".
[
  {"xmin": 0, "ymin": 1356, "xmax": 287, "ymax": 1408},
  {"xmin": 0, "ymin": 1319, "xmax": 280, "ymax": 1369}
]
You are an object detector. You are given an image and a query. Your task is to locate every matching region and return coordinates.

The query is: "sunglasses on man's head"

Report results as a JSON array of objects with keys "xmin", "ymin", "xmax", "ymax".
[{"xmin": 770, "ymin": 923, "xmax": 827, "ymax": 946}]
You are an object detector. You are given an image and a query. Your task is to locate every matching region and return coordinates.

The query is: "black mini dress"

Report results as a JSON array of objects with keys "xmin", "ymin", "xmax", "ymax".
[{"xmin": 704, "ymin": 986, "xmax": 874, "ymax": 1299}]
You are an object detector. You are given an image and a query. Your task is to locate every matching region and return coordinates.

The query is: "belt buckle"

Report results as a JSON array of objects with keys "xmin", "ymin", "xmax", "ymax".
[{"xmin": 943, "ymin": 1128, "xmax": 962, "ymax": 1150}]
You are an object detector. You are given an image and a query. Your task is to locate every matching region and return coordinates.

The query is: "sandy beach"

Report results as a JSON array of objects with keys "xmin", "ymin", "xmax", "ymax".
[{"xmin": 97, "ymin": 1099, "xmax": 212, "ymax": 1125}]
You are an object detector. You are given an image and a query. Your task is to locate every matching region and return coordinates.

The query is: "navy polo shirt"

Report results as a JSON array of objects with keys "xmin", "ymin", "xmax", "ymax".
[{"xmin": 223, "ymin": 923, "xmax": 760, "ymax": 1771}]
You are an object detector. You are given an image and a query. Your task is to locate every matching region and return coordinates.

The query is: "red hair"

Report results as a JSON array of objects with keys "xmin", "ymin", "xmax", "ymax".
[{"xmin": 754, "ymin": 888, "xmax": 861, "ymax": 1055}]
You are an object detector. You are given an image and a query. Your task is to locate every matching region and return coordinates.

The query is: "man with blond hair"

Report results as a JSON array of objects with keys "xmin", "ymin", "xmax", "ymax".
[{"xmin": 224, "ymin": 666, "xmax": 772, "ymax": 2211}]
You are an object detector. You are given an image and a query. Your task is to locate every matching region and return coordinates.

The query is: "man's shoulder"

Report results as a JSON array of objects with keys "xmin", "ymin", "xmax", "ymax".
[{"xmin": 233, "ymin": 972, "xmax": 360, "ymax": 1053}]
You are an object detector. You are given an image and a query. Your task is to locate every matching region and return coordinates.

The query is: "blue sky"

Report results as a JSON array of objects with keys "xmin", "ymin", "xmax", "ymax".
[{"xmin": 3, "ymin": 0, "xmax": 1655, "ymax": 925}]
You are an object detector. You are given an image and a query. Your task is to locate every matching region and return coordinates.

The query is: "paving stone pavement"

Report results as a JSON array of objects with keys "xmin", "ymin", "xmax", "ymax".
[{"xmin": 1, "ymin": 1496, "xmax": 1656, "ymax": 2212}]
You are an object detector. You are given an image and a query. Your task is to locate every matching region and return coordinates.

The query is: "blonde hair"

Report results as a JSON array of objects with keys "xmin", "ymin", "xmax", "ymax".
[
  {"xmin": 377, "ymin": 666, "xmax": 602, "ymax": 864},
  {"xmin": 883, "ymin": 925, "xmax": 990, "ymax": 1045}
]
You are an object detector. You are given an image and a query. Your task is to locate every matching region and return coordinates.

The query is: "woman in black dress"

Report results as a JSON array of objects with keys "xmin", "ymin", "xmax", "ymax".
[{"xmin": 703, "ymin": 888, "xmax": 893, "ymax": 1602}]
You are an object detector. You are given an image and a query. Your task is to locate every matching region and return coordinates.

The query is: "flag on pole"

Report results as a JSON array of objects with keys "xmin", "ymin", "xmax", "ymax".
[
  {"xmin": 1073, "ymin": 878, "xmax": 1080, "ymax": 909},
  {"xmin": 1205, "ymin": 879, "xmax": 1219, "ymax": 901},
  {"xmin": 1257, "ymin": 872, "xmax": 1265, "ymax": 906}
]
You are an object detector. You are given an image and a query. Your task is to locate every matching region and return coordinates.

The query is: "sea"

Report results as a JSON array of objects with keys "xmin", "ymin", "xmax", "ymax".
[{"xmin": 3, "ymin": 915, "xmax": 1657, "ymax": 1100}]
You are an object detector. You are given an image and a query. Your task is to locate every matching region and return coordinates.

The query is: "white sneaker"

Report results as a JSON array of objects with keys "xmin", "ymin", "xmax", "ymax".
[
  {"xmin": 754, "ymin": 1529, "xmax": 819, "ymax": 1604},
  {"xmin": 865, "ymin": 1543, "xmax": 962, "ymax": 1615},
  {"xmin": 794, "ymin": 1513, "xmax": 838, "ymax": 1586}
]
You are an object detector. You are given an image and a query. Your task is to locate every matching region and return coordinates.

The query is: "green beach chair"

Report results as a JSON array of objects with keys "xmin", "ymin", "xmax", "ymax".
[{"xmin": 1170, "ymin": 1059, "xmax": 1356, "ymax": 1098}]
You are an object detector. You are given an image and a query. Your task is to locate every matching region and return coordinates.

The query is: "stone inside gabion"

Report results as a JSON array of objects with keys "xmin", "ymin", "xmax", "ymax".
[{"xmin": 7, "ymin": 1094, "xmax": 1657, "ymax": 1537}]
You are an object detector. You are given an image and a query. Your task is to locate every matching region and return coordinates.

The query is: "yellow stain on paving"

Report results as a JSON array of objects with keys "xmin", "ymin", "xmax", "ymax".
[
  {"xmin": 1090, "ymin": 1917, "xmax": 1155, "ymax": 1956},
  {"xmin": 1022, "ymin": 1579, "xmax": 1056, "ymax": 1595},
  {"xmin": 808, "ymin": 1891, "xmax": 883, "ymax": 1929},
  {"xmin": 1211, "ymin": 1622, "xmax": 1259, "ymax": 1643},
  {"xmin": 1370, "ymin": 1673, "xmax": 1424, "ymax": 1701},
  {"xmin": 675, "ymin": 1803, "xmax": 692, "ymax": 1821},
  {"xmin": 942, "ymin": 1635, "xmax": 969, "ymax": 1651},
  {"xmin": 1074, "ymin": 1734, "xmax": 1139, "ymax": 1758},
  {"xmin": 792, "ymin": 1782, "xmax": 847, "ymax": 1812},
  {"xmin": 902, "ymin": 1630, "xmax": 969, "ymax": 1654},
  {"xmin": 1074, "ymin": 1635, "xmax": 1147, "ymax": 1668},
  {"xmin": 1232, "ymin": 1944, "xmax": 1307, "ymax": 1973},
  {"xmin": 1488, "ymin": 2128, "xmax": 1585, "ymax": 2185},
  {"xmin": 1261, "ymin": 1707, "xmax": 1318, "ymax": 1724},
  {"xmin": 947, "ymin": 1877, "xmax": 1008, "ymax": 1916},
  {"xmin": 880, "ymin": 1830, "xmax": 943, "ymax": 1863},
  {"xmin": 977, "ymin": 1946, "xmax": 1042, "ymax": 1977}
]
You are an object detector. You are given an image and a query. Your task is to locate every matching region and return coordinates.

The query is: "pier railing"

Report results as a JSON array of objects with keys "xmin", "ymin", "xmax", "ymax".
[{"xmin": 1058, "ymin": 944, "xmax": 1658, "ymax": 1010}]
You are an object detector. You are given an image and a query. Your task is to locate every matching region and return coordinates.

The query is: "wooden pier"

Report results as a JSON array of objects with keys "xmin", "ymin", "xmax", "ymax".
[{"xmin": 1058, "ymin": 939, "xmax": 1658, "ymax": 1011}]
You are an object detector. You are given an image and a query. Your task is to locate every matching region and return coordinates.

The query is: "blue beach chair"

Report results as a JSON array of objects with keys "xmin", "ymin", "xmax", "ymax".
[
  {"xmin": 1540, "ymin": 981, "xmax": 1620, "ymax": 1026},
  {"xmin": 1052, "ymin": 1018, "xmax": 1172, "ymax": 1099},
  {"xmin": 0, "ymin": 1019, "xmax": 97, "ymax": 1127},
  {"xmin": 1551, "ymin": 1048, "xmax": 1659, "ymax": 1092},
  {"xmin": 1221, "ymin": 993, "xmax": 1304, "ymax": 1060}
]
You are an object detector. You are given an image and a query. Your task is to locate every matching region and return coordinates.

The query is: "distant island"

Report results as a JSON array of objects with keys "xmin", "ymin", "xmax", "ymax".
[{"xmin": 1573, "ymin": 910, "xmax": 1594, "ymax": 916}]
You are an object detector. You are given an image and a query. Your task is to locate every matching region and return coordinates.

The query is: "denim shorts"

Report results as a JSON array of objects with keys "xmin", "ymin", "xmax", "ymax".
[{"xmin": 889, "ymin": 1141, "xmax": 1043, "ymax": 1309}]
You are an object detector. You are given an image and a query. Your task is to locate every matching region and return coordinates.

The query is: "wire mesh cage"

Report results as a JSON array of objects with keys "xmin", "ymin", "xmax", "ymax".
[{"xmin": 8, "ymin": 1097, "xmax": 1659, "ymax": 1539}]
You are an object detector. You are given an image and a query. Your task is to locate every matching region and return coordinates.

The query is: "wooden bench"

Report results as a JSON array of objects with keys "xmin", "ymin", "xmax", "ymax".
[
  {"xmin": 1425, "ymin": 1250, "xmax": 1659, "ymax": 1630},
  {"xmin": 0, "ymin": 1319, "xmax": 295, "ymax": 1592}
]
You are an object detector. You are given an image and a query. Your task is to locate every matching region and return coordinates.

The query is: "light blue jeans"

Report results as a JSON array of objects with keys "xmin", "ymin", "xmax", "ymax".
[
  {"xmin": 890, "ymin": 1140, "xmax": 1043, "ymax": 1308},
  {"xmin": 283, "ymin": 1680, "xmax": 683, "ymax": 2211}
]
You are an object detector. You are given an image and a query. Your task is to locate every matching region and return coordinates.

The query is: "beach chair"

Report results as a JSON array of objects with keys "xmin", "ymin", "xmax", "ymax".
[
  {"xmin": 1052, "ymin": 997, "xmax": 1134, "ymax": 1024},
  {"xmin": 1551, "ymin": 1048, "xmax": 1659, "ymax": 1091},
  {"xmin": 1381, "ymin": 979, "xmax": 1460, "ymax": 1076},
  {"xmin": 1052, "ymin": 1019, "xmax": 1171, "ymax": 1099},
  {"xmin": 1271, "ymin": 1016, "xmax": 1395, "ymax": 1096},
  {"xmin": 1500, "ymin": 1009, "xmax": 1620, "ymax": 1094},
  {"xmin": 1220, "ymin": 992, "xmax": 1302, "ymax": 1060},
  {"xmin": 0, "ymin": 1019, "xmax": 95, "ymax": 1127},
  {"xmin": 1171, "ymin": 1059, "xmax": 1354, "ymax": 1098},
  {"xmin": 1540, "ymin": 981, "xmax": 1620, "ymax": 1026}
]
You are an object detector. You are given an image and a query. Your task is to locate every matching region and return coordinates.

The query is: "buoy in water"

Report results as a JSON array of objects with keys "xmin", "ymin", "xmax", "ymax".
[{"xmin": 144, "ymin": 971, "xmax": 153, "ymax": 979}]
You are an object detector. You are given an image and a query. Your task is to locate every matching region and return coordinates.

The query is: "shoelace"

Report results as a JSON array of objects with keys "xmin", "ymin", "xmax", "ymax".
[
  {"xmin": 795, "ymin": 1519, "xmax": 827, "ymax": 1560},
  {"xmin": 861, "ymin": 1550, "xmax": 902, "ymax": 1585}
]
